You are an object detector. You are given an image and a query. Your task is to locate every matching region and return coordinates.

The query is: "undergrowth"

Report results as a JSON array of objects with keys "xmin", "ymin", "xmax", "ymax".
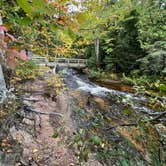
[
  {"xmin": 69, "ymin": 100, "xmax": 165, "ymax": 165},
  {"xmin": 0, "ymin": 99, "xmax": 20, "ymax": 123}
]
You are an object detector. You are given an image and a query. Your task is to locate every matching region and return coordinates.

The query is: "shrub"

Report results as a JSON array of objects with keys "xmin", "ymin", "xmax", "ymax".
[
  {"xmin": 88, "ymin": 69, "xmax": 101, "ymax": 79},
  {"xmin": 138, "ymin": 41, "xmax": 166, "ymax": 76},
  {"xmin": 14, "ymin": 60, "xmax": 38, "ymax": 81}
]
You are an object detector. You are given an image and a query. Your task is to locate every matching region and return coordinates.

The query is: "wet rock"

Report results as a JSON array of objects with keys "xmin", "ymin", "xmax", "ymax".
[
  {"xmin": 10, "ymin": 126, "xmax": 34, "ymax": 144},
  {"xmin": 0, "ymin": 151, "xmax": 16, "ymax": 166},
  {"xmin": 91, "ymin": 96, "xmax": 110, "ymax": 111},
  {"xmin": 84, "ymin": 154, "xmax": 103, "ymax": 166},
  {"xmin": 71, "ymin": 90, "xmax": 90, "ymax": 108},
  {"xmin": 22, "ymin": 118, "xmax": 34, "ymax": 126}
]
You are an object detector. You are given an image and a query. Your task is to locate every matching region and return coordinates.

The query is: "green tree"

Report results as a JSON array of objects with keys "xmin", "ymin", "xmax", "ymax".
[{"xmin": 104, "ymin": 9, "xmax": 144, "ymax": 73}]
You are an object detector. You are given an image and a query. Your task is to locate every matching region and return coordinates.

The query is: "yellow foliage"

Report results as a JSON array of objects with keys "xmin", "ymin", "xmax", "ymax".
[
  {"xmin": 1, "ymin": 139, "xmax": 8, "ymax": 147},
  {"xmin": 53, "ymin": 45, "xmax": 74, "ymax": 57},
  {"xmin": 10, "ymin": 77, "xmax": 22, "ymax": 85},
  {"xmin": 47, "ymin": 74, "xmax": 65, "ymax": 94},
  {"xmin": 118, "ymin": 127, "xmax": 145, "ymax": 154},
  {"xmin": 74, "ymin": 38, "xmax": 90, "ymax": 47},
  {"xmin": 10, "ymin": 60, "xmax": 38, "ymax": 84}
]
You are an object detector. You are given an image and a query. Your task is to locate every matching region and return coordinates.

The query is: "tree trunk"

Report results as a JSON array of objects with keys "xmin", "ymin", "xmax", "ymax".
[
  {"xmin": 94, "ymin": 38, "xmax": 100, "ymax": 65},
  {"xmin": 0, "ymin": 15, "xmax": 7, "ymax": 91}
]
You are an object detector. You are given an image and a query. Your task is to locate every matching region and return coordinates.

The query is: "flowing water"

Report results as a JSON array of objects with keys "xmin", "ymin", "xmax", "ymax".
[{"xmin": 61, "ymin": 68, "xmax": 157, "ymax": 114}]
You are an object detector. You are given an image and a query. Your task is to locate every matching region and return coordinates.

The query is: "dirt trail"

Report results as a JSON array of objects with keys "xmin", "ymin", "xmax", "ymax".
[{"xmin": 16, "ymin": 78, "xmax": 78, "ymax": 166}]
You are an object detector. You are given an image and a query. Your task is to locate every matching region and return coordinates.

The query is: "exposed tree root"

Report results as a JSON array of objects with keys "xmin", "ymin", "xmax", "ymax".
[{"xmin": 23, "ymin": 105, "xmax": 63, "ymax": 118}]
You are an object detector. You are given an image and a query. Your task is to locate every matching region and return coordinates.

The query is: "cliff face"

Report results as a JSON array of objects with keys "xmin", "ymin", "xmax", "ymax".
[{"xmin": 0, "ymin": 16, "xmax": 7, "ymax": 94}]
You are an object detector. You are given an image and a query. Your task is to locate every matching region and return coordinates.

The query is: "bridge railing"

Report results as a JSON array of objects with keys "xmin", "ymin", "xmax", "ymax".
[
  {"xmin": 55, "ymin": 58, "xmax": 88, "ymax": 65},
  {"xmin": 31, "ymin": 57, "xmax": 88, "ymax": 67},
  {"xmin": 31, "ymin": 56, "xmax": 48, "ymax": 63}
]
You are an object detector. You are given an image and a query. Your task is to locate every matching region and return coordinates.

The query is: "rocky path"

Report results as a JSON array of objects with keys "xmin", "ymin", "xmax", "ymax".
[{"xmin": 0, "ymin": 75, "xmax": 102, "ymax": 166}]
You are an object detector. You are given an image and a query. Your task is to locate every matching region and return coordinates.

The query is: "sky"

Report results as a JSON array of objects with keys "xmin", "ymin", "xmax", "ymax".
[{"xmin": 68, "ymin": 0, "xmax": 83, "ymax": 13}]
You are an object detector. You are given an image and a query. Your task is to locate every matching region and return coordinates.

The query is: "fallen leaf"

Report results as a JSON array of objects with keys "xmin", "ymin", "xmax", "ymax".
[
  {"xmin": 7, "ymin": 149, "xmax": 13, "ymax": 153},
  {"xmin": 32, "ymin": 148, "xmax": 39, "ymax": 153}
]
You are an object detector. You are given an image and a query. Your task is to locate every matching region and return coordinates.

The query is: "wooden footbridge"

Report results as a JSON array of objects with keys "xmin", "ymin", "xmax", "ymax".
[{"xmin": 31, "ymin": 57, "xmax": 88, "ymax": 68}]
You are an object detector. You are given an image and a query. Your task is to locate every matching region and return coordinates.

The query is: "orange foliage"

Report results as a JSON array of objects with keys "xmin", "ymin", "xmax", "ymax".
[
  {"xmin": 60, "ymin": 5, "xmax": 68, "ymax": 12},
  {"xmin": 0, "ymin": 25, "xmax": 27, "ymax": 68},
  {"xmin": 57, "ymin": 17, "xmax": 67, "ymax": 26}
]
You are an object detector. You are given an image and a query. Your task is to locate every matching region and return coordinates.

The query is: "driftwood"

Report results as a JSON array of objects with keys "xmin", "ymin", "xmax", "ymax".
[
  {"xmin": 147, "ymin": 111, "xmax": 166, "ymax": 122},
  {"xmin": 146, "ymin": 110, "xmax": 166, "ymax": 116},
  {"xmin": 141, "ymin": 110, "xmax": 166, "ymax": 123},
  {"xmin": 106, "ymin": 111, "xmax": 166, "ymax": 130},
  {"xmin": 23, "ymin": 106, "xmax": 63, "ymax": 118}
]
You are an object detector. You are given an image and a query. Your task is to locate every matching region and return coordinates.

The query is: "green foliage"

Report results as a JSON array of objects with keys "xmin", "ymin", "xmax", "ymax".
[
  {"xmin": 138, "ymin": 0, "xmax": 166, "ymax": 48},
  {"xmin": 122, "ymin": 73, "xmax": 166, "ymax": 92},
  {"xmin": 122, "ymin": 74, "xmax": 151, "ymax": 87},
  {"xmin": 123, "ymin": 109, "xmax": 132, "ymax": 116},
  {"xmin": 0, "ymin": 1, "xmax": 165, "ymax": 165},
  {"xmin": 90, "ymin": 135, "xmax": 101, "ymax": 145},
  {"xmin": 1, "ymin": 0, "xmax": 78, "ymax": 57},
  {"xmin": 79, "ymin": 0, "xmax": 165, "ymax": 79},
  {"xmin": 121, "ymin": 73, "xmax": 166, "ymax": 110},
  {"xmin": 0, "ymin": 99, "xmax": 20, "ymax": 123},
  {"xmin": 71, "ymin": 100, "xmax": 165, "ymax": 165},
  {"xmin": 103, "ymin": 9, "xmax": 144, "ymax": 73},
  {"xmin": 159, "ymin": 84, "xmax": 166, "ymax": 93},
  {"xmin": 52, "ymin": 127, "xmax": 63, "ymax": 139},
  {"xmin": 16, "ymin": 0, "xmax": 33, "ymax": 18},
  {"xmin": 72, "ymin": 129, "xmax": 90, "ymax": 162},
  {"xmin": 15, "ymin": 60, "xmax": 37, "ymax": 80},
  {"xmin": 121, "ymin": 73, "xmax": 135, "ymax": 86},
  {"xmin": 88, "ymin": 69, "xmax": 101, "ymax": 79},
  {"xmin": 138, "ymin": 41, "xmax": 166, "ymax": 76}
]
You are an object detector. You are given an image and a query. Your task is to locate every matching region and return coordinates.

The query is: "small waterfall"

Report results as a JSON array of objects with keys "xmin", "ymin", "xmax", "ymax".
[{"xmin": 61, "ymin": 68, "xmax": 159, "ymax": 114}]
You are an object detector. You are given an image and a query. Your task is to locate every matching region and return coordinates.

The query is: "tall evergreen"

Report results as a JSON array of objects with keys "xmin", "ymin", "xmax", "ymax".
[{"xmin": 105, "ymin": 10, "xmax": 144, "ymax": 73}]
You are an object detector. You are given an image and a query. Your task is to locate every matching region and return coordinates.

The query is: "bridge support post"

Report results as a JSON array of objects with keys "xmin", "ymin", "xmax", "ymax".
[{"xmin": 52, "ymin": 63, "xmax": 57, "ymax": 74}]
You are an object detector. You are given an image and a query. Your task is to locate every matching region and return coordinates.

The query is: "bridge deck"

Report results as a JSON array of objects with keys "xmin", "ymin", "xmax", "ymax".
[{"xmin": 31, "ymin": 57, "xmax": 88, "ymax": 68}]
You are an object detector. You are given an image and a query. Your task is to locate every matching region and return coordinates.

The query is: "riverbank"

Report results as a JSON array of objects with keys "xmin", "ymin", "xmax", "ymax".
[
  {"xmin": 87, "ymin": 69, "xmax": 165, "ymax": 90},
  {"xmin": 83, "ymin": 68, "xmax": 166, "ymax": 111},
  {"xmin": 0, "ymin": 69, "xmax": 166, "ymax": 165}
]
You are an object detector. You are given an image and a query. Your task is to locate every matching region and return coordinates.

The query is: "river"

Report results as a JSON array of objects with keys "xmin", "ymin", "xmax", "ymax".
[{"xmin": 62, "ymin": 68, "xmax": 159, "ymax": 114}]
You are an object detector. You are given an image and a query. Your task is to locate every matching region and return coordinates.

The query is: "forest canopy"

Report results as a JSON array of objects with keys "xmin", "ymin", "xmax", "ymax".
[{"xmin": 0, "ymin": 0, "xmax": 165, "ymax": 76}]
